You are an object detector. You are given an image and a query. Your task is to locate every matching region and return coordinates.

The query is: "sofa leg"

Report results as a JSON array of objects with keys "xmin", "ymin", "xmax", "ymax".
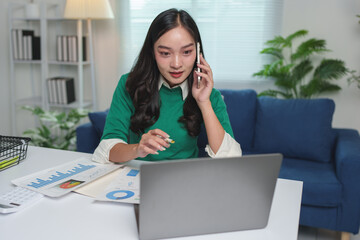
[{"xmin": 341, "ymin": 232, "xmax": 351, "ymax": 240}]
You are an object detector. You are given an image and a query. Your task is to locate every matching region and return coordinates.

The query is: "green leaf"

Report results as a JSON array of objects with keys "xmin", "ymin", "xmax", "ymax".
[
  {"xmin": 283, "ymin": 29, "xmax": 308, "ymax": 47},
  {"xmin": 56, "ymin": 112, "xmax": 67, "ymax": 122},
  {"xmin": 253, "ymin": 69, "xmax": 266, "ymax": 77},
  {"xmin": 39, "ymin": 111, "xmax": 58, "ymax": 123},
  {"xmin": 267, "ymin": 59, "xmax": 284, "ymax": 75},
  {"xmin": 260, "ymin": 47, "xmax": 283, "ymax": 59},
  {"xmin": 313, "ymin": 59, "xmax": 348, "ymax": 80},
  {"xmin": 40, "ymin": 125, "xmax": 51, "ymax": 137},
  {"xmin": 265, "ymin": 36, "xmax": 287, "ymax": 48},
  {"xmin": 291, "ymin": 38, "xmax": 330, "ymax": 61},
  {"xmin": 347, "ymin": 70, "xmax": 360, "ymax": 89},
  {"xmin": 22, "ymin": 106, "xmax": 45, "ymax": 116},
  {"xmin": 291, "ymin": 59, "xmax": 314, "ymax": 83},
  {"xmin": 300, "ymin": 78, "xmax": 341, "ymax": 98},
  {"xmin": 299, "ymin": 80, "xmax": 319, "ymax": 98},
  {"xmin": 318, "ymin": 82, "xmax": 342, "ymax": 92},
  {"xmin": 275, "ymin": 77, "xmax": 294, "ymax": 89}
]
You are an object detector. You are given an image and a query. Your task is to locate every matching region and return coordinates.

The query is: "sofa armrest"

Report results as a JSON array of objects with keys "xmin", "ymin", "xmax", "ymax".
[
  {"xmin": 334, "ymin": 128, "xmax": 360, "ymax": 182},
  {"xmin": 334, "ymin": 128, "xmax": 360, "ymax": 233},
  {"xmin": 76, "ymin": 122, "xmax": 100, "ymax": 153}
]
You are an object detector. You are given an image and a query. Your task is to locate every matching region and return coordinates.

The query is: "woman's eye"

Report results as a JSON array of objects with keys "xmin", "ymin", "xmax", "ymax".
[
  {"xmin": 160, "ymin": 52, "xmax": 170, "ymax": 56},
  {"xmin": 184, "ymin": 50, "xmax": 192, "ymax": 55}
]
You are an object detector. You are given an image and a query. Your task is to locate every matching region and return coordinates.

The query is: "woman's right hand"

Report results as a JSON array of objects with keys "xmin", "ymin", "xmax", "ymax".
[{"xmin": 136, "ymin": 129, "xmax": 171, "ymax": 158}]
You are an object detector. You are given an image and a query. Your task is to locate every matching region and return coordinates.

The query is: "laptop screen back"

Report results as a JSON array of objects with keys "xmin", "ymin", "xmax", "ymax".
[{"xmin": 138, "ymin": 154, "xmax": 282, "ymax": 240}]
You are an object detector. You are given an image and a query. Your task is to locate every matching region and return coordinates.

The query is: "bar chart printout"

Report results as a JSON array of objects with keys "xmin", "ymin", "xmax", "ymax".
[
  {"xmin": 27, "ymin": 164, "xmax": 96, "ymax": 189},
  {"xmin": 12, "ymin": 158, "xmax": 121, "ymax": 197}
]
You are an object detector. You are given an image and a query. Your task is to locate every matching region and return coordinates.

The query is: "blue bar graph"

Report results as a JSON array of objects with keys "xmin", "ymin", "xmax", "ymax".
[{"xmin": 27, "ymin": 163, "xmax": 96, "ymax": 189}]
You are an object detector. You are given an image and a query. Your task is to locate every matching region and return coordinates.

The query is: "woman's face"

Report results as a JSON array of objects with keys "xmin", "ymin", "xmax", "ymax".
[{"xmin": 154, "ymin": 26, "xmax": 196, "ymax": 87}]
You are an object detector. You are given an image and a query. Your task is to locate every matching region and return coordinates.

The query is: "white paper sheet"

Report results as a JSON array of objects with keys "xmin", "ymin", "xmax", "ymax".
[{"xmin": 96, "ymin": 166, "xmax": 140, "ymax": 204}]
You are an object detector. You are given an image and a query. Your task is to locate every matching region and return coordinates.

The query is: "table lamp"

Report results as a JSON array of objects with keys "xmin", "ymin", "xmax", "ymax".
[{"xmin": 63, "ymin": 0, "xmax": 114, "ymax": 110}]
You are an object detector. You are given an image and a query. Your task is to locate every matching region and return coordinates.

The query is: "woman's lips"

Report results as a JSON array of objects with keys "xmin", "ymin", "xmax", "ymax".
[{"xmin": 170, "ymin": 72, "xmax": 183, "ymax": 78}]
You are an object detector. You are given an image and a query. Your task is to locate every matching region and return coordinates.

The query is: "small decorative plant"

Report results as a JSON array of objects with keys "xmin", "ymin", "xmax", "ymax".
[
  {"xmin": 253, "ymin": 29, "xmax": 349, "ymax": 99},
  {"xmin": 22, "ymin": 106, "xmax": 89, "ymax": 150},
  {"xmin": 347, "ymin": 70, "xmax": 360, "ymax": 89}
]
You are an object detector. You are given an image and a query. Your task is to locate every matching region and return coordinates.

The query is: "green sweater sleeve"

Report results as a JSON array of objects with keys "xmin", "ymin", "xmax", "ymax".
[
  {"xmin": 210, "ymin": 89, "xmax": 234, "ymax": 138},
  {"xmin": 101, "ymin": 74, "xmax": 134, "ymax": 142}
]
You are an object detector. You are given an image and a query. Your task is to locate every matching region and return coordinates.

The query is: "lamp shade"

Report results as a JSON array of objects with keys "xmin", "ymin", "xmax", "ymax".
[{"xmin": 64, "ymin": 0, "xmax": 114, "ymax": 19}]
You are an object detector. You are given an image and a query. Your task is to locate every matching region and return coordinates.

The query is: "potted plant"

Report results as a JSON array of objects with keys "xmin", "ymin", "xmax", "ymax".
[
  {"xmin": 253, "ymin": 29, "xmax": 349, "ymax": 99},
  {"xmin": 22, "ymin": 106, "xmax": 89, "ymax": 150}
]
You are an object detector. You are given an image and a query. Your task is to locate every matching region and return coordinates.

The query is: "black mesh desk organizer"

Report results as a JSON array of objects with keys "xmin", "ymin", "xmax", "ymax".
[{"xmin": 0, "ymin": 135, "xmax": 31, "ymax": 172}]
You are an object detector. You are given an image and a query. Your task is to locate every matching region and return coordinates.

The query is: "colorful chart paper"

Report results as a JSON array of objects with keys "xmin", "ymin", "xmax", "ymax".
[{"xmin": 12, "ymin": 157, "xmax": 121, "ymax": 197}]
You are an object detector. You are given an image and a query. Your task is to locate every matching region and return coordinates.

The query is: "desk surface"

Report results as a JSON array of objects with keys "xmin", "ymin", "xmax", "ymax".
[{"xmin": 0, "ymin": 146, "xmax": 303, "ymax": 240}]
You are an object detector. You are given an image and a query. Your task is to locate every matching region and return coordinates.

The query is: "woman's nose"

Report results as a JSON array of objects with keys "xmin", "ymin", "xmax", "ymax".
[{"xmin": 170, "ymin": 55, "xmax": 182, "ymax": 69}]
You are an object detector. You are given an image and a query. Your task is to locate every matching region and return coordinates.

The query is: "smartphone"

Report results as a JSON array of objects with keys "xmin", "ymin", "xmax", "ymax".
[{"xmin": 196, "ymin": 42, "xmax": 201, "ymax": 88}]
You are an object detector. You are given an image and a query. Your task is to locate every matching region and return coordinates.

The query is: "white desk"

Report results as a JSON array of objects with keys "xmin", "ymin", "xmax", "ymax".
[{"xmin": 0, "ymin": 146, "xmax": 303, "ymax": 240}]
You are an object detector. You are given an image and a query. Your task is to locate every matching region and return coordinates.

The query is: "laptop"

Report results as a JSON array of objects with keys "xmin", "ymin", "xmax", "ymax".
[{"xmin": 136, "ymin": 153, "xmax": 282, "ymax": 240}]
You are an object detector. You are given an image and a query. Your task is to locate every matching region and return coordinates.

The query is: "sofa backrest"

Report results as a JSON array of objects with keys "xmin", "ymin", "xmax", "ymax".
[
  {"xmin": 253, "ymin": 97, "xmax": 336, "ymax": 163},
  {"xmin": 198, "ymin": 90, "xmax": 337, "ymax": 163}
]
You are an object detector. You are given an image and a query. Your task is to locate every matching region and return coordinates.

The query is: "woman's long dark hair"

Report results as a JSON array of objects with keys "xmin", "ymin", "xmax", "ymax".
[{"xmin": 126, "ymin": 8, "xmax": 204, "ymax": 137}]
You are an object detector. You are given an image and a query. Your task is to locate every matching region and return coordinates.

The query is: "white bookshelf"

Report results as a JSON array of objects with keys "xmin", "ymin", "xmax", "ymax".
[{"xmin": 8, "ymin": 2, "xmax": 97, "ymax": 135}]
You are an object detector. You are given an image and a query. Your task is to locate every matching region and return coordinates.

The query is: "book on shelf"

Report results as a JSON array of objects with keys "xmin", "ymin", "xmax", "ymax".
[
  {"xmin": 47, "ymin": 77, "xmax": 75, "ymax": 105},
  {"xmin": 11, "ymin": 29, "xmax": 41, "ymax": 60},
  {"xmin": 22, "ymin": 30, "xmax": 33, "ymax": 60},
  {"xmin": 56, "ymin": 35, "xmax": 88, "ymax": 62},
  {"xmin": 32, "ymin": 36, "xmax": 41, "ymax": 60}
]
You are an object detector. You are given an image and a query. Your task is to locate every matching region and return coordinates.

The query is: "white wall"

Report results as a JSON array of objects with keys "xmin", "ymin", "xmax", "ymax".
[
  {"xmin": 281, "ymin": 0, "xmax": 360, "ymax": 132},
  {"xmin": 0, "ymin": 0, "xmax": 12, "ymax": 135},
  {"xmin": 1, "ymin": 0, "xmax": 360, "ymax": 136}
]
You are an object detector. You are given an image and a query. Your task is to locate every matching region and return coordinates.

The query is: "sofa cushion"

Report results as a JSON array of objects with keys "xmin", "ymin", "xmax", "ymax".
[
  {"xmin": 254, "ymin": 97, "xmax": 335, "ymax": 162},
  {"xmin": 76, "ymin": 122, "xmax": 99, "ymax": 153},
  {"xmin": 220, "ymin": 89, "xmax": 257, "ymax": 150},
  {"xmin": 279, "ymin": 157, "xmax": 342, "ymax": 207},
  {"xmin": 88, "ymin": 109, "xmax": 109, "ymax": 138}
]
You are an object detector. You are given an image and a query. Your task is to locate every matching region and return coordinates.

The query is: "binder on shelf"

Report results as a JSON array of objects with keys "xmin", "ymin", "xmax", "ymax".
[
  {"xmin": 46, "ymin": 79, "xmax": 54, "ymax": 104},
  {"xmin": 56, "ymin": 78, "xmax": 64, "ymax": 104},
  {"xmin": 16, "ymin": 30, "xmax": 23, "ymax": 60},
  {"xmin": 11, "ymin": 30, "xmax": 18, "ymax": 60},
  {"xmin": 62, "ymin": 36, "xmax": 68, "ymax": 62},
  {"xmin": 67, "ymin": 36, "xmax": 73, "ymax": 62},
  {"xmin": 56, "ymin": 35, "xmax": 62, "ymax": 61},
  {"xmin": 63, "ymin": 78, "xmax": 76, "ymax": 104},
  {"xmin": 82, "ymin": 36, "xmax": 87, "ymax": 61},
  {"xmin": 71, "ymin": 36, "xmax": 77, "ymax": 62},
  {"xmin": 22, "ymin": 30, "xmax": 34, "ymax": 60},
  {"xmin": 32, "ymin": 36, "xmax": 41, "ymax": 60},
  {"xmin": 46, "ymin": 77, "xmax": 75, "ymax": 105}
]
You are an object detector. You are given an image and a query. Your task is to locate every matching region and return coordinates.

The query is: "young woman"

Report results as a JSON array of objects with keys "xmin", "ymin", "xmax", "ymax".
[{"xmin": 93, "ymin": 8, "xmax": 241, "ymax": 164}]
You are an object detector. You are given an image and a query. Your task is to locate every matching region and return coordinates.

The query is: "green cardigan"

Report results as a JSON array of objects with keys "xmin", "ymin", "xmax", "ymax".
[{"xmin": 102, "ymin": 73, "xmax": 234, "ymax": 161}]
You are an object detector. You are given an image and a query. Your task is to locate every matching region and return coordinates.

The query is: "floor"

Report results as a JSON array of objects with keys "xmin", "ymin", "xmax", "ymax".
[{"xmin": 298, "ymin": 226, "xmax": 360, "ymax": 240}]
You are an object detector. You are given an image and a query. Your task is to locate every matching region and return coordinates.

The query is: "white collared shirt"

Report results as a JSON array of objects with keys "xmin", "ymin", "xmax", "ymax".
[
  {"xmin": 158, "ymin": 74, "xmax": 189, "ymax": 100},
  {"xmin": 92, "ymin": 76, "xmax": 242, "ymax": 164}
]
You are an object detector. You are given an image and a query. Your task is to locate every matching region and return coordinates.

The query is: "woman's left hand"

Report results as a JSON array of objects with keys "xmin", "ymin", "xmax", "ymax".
[{"xmin": 192, "ymin": 54, "xmax": 213, "ymax": 108}]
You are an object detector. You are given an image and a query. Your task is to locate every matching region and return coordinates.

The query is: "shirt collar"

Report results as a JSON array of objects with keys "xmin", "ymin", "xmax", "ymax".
[{"xmin": 158, "ymin": 75, "xmax": 189, "ymax": 100}]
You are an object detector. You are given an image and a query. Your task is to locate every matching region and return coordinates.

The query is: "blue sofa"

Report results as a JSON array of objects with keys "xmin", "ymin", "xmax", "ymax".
[{"xmin": 76, "ymin": 89, "xmax": 360, "ymax": 234}]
